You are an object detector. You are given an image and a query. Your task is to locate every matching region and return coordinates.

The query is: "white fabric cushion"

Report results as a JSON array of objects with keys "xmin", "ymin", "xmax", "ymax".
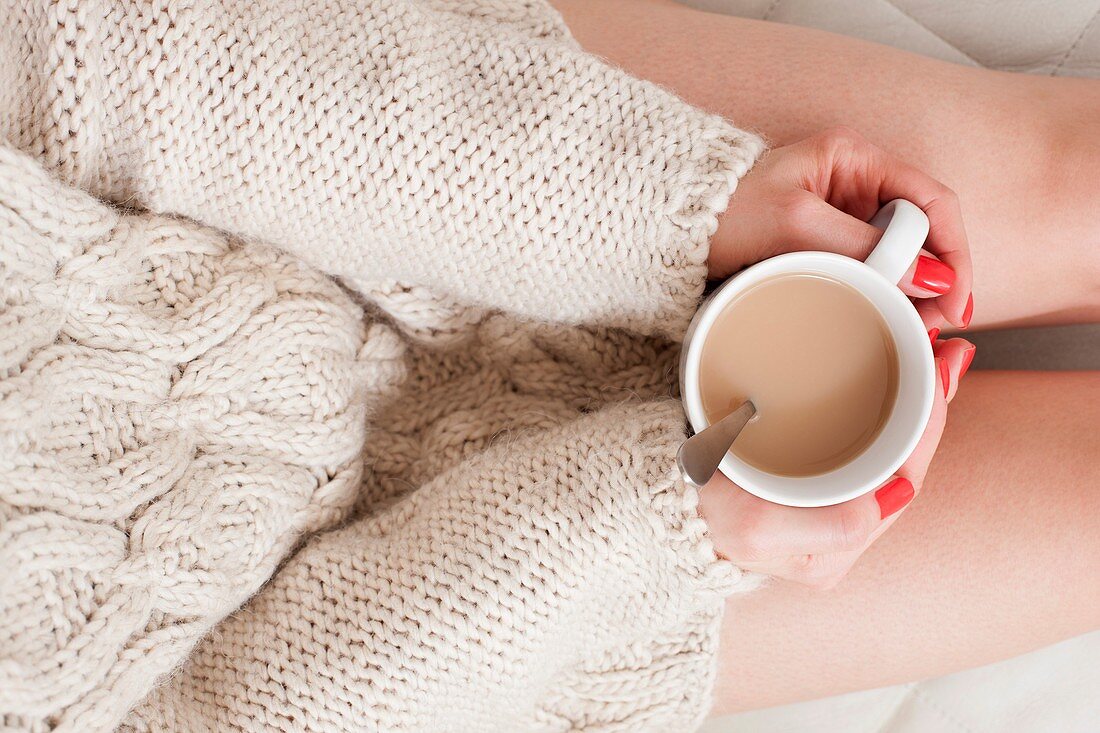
[
  {"xmin": 687, "ymin": 1, "xmax": 1100, "ymax": 731},
  {"xmin": 684, "ymin": 0, "xmax": 1100, "ymax": 75}
]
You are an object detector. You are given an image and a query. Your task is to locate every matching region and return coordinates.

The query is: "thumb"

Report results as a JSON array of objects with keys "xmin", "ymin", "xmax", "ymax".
[
  {"xmin": 785, "ymin": 194, "xmax": 882, "ymax": 259},
  {"xmin": 789, "ymin": 196, "xmax": 955, "ymax": 301}
]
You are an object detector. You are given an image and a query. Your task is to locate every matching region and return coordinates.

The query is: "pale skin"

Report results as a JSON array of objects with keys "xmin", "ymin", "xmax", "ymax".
[{"xmin": 552, "ymin": 0, "xmax": 1100, "ymax": 715}]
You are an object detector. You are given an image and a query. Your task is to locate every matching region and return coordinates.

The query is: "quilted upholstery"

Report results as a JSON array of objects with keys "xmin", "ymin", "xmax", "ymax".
[
  {"xmin": 687, "ymin": 1, "xmax": 1100, "ymax": 731},
  {"xmin": 685, "ymin": 0, "xmax": 1100, "ymax": 75}
]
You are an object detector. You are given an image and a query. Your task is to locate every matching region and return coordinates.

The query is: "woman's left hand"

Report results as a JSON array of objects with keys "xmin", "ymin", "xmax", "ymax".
[{"xmin": 697, "ymin": 334, "xmax": 974, "ymax": 588}]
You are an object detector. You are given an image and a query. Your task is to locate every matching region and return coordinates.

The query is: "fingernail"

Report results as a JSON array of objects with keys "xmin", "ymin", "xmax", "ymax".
[
  {"xmin": 913, "ymin": 256, "xmax": 955, "ymax": 295},
  {"xmin": 960, "ymin": 346, "xmax": 976, "ymax": 379},
  {"xmin": 938, "ymin": 356, "xmax": 950, "ymax": 398},
  {"xmin": 928, "ymin": 328, "xmax": 940, "ymax": 345},
  {"xmin": 962, "ymin": 293, "xmax": 974, "ymax": 329},
  {"xmin": 875, "ymin": 477, "xmax": 915, "ymax": 520}
]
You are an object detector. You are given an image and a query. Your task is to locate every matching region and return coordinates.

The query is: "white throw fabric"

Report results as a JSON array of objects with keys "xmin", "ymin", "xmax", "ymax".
[{"xmin": 0, "ymin": 1, "xmax": 767, "ymax": 730}]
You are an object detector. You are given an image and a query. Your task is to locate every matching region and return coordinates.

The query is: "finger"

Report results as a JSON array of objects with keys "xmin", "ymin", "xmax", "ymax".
[
  {"xmin": 767, "ymin": 193, "xmax": 883, "ymax": 258},
  {"xmin": 738, "ymin": 549, "xmax": 861, "ymax": 590},
  {"xmin": 862, "ymin": 497, "xmax": 910, "ymax": 547},
  {"xmin": 796, "ymin": 490, "xmax": 906, "ymax": 589},
  {"xmin": 782, "ymin": 407, "xmax": 948, "ymax": 589},
  {"xmin": 701, "ymin": 470, "xmax": 913, "ymax": 560},
  {"xmin": 780, "ymin": 195, "xmax": 959, "ymax": 306},
  {"xmin": 860, "ymin": 407, "xmax": 949, "ymax": 551},
  {"xmin": 916, "ymin": 298, "xmax": 947, "ymax": 333},
  {"xmin": 933, "ymin": 336, "xmax": 977, "ymax": 402},
  {"xmin": 898, "ymin": 250, "xmax": 957, "ymax": 299},
  {"xmin": 806, "ymin": 129, "xmax": 973, "ymax": 326},
  {"xmin": 895, "ymin": 352, "xmax": 952, "ymax": 488},
  {"xmin": 869, "ymin": 152, "xmax": 974, "ymax": 328},
  {"xmin": 740, "ymin": 470, "xmax": 918, "ymax": 588}
]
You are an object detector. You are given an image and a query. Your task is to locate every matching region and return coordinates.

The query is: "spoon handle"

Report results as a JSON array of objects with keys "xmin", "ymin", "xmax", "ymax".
[{"xmin": 677, "ymin": 400, "xmax": 756, "ymax": 488}]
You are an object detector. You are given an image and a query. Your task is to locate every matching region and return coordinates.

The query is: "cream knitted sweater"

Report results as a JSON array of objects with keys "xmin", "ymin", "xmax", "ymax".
[{"xmin": 0, "ymin": 1, "xmax": 766, "ymax": 731}]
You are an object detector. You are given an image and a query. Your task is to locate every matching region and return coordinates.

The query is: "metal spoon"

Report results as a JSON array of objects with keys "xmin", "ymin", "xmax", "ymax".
[{"xmin": 677, "ymin": 400, "xmax": 756, "ymax": 488}]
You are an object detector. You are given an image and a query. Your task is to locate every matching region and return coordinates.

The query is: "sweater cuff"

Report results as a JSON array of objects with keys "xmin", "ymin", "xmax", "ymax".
[
  {"xmin": 636, "ymin": 401, "xmax": 761, "ymax": 598},
  {"xmin": 537, "ymin": 2, "xmax": 768, "ymax": 339},
  {"xmin": 654, "ymin": 120, "xmax": 766, "ymax": 339},
  {"xmin": 531, "ymin": 20, "xmax": 768, "ymax": 340},
  {"xmin": 533, "ymin": 400, "xmax": 764, "ymax": 730}
]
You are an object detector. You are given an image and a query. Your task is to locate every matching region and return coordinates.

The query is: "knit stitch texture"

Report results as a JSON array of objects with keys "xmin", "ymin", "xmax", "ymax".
[{"xmin": 0, "ymin": 1, "xmax": 766, "ymax": 730}]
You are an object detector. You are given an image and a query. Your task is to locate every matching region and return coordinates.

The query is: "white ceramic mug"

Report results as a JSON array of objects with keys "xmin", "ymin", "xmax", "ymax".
[{"xmin": 680, "ymin": 199, "xmax": 936, "ymax": 507}]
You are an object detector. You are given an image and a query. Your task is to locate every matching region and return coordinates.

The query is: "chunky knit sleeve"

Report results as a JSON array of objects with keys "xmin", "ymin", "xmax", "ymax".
[
  {"xmin": 1, "ymin": 0, "xmax": 764, "ymax": 338},
  {"xmin": 125, "ymin": 401, "xmax": 755, "ymax": 732}
]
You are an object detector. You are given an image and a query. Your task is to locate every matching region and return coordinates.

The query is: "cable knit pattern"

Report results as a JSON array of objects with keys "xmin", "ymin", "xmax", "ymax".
[
  {"xmin": 0, "ymin": 146, "xmax": 391, "ymax": 730},
  {"xmin": 0, "ymin": 0, "xmax": 768, "ymax": 730}
]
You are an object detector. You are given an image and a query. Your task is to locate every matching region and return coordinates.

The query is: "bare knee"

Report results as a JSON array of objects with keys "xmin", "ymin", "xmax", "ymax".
[{"xmin": 1039, "ymin": 80, "xmax": 1100, "ymax": 255}]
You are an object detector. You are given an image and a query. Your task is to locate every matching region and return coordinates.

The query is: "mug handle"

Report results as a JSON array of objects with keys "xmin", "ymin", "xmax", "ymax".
[{"xmin": 863, "ymin": 199, "xmax": 930, "ymax": 285}]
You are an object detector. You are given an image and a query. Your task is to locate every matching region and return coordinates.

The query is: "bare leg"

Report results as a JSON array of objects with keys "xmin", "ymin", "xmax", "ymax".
[
  {"xmin": 713, "ymin": 371, "xmax": 1100, "ymax": 712},
  {"xmin": 549, "ymin": 0, "xmax": 1100, "ymax": 712},
  {"xmin": 552, "ymin": 0, "xmax": 1100, "ymax": 329}
]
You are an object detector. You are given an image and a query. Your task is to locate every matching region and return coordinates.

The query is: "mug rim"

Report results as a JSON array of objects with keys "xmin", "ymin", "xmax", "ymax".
[{"xmin": 680, "ymin": 251, "xmax": 935, "ymax": 507}]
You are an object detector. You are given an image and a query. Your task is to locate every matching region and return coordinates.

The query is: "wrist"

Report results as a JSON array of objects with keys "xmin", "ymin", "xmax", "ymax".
[
  {"xmin": 696, "ymin": 477, "xmax": 736, "ymax": 561},
  {"xmin": 708, "ymin": 207, "xmax": 742, "ymax": 281}
]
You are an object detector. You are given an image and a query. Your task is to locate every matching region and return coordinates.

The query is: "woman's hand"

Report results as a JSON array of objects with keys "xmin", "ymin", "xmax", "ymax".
[
  {"xmin": 697, "ymin": 335, "xmax": 974, "ymax": 588},
  {"xmin": 712, "ymin": 126, "xmax": 974, "ymax": 329},
  {"xmin": 697, "ymin": 127, "xmax": 977, "ymax": 588}
]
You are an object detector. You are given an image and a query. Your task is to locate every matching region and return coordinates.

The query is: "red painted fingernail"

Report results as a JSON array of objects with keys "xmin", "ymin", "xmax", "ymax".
[
  {"xmin": 938, "ymin": 357, "xmax": 950, "ymax": 398},
  {"xmin": 913, "ymin": 256, "xmax": 956, "ymax": 295},
  {"xmin": 962, "ymin": 293, "xmax": 974, "ymax": 329},
  {"xmin": 875, "ymin": 477, "xmax": 915, "ymax": 519},
  {"xmin": 928, "ymin": 328, "xmax": 940, "ymax": 345},
  {"xmin": 959, "ymin": 346, "xmax": 976, "ymax": 379}
]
